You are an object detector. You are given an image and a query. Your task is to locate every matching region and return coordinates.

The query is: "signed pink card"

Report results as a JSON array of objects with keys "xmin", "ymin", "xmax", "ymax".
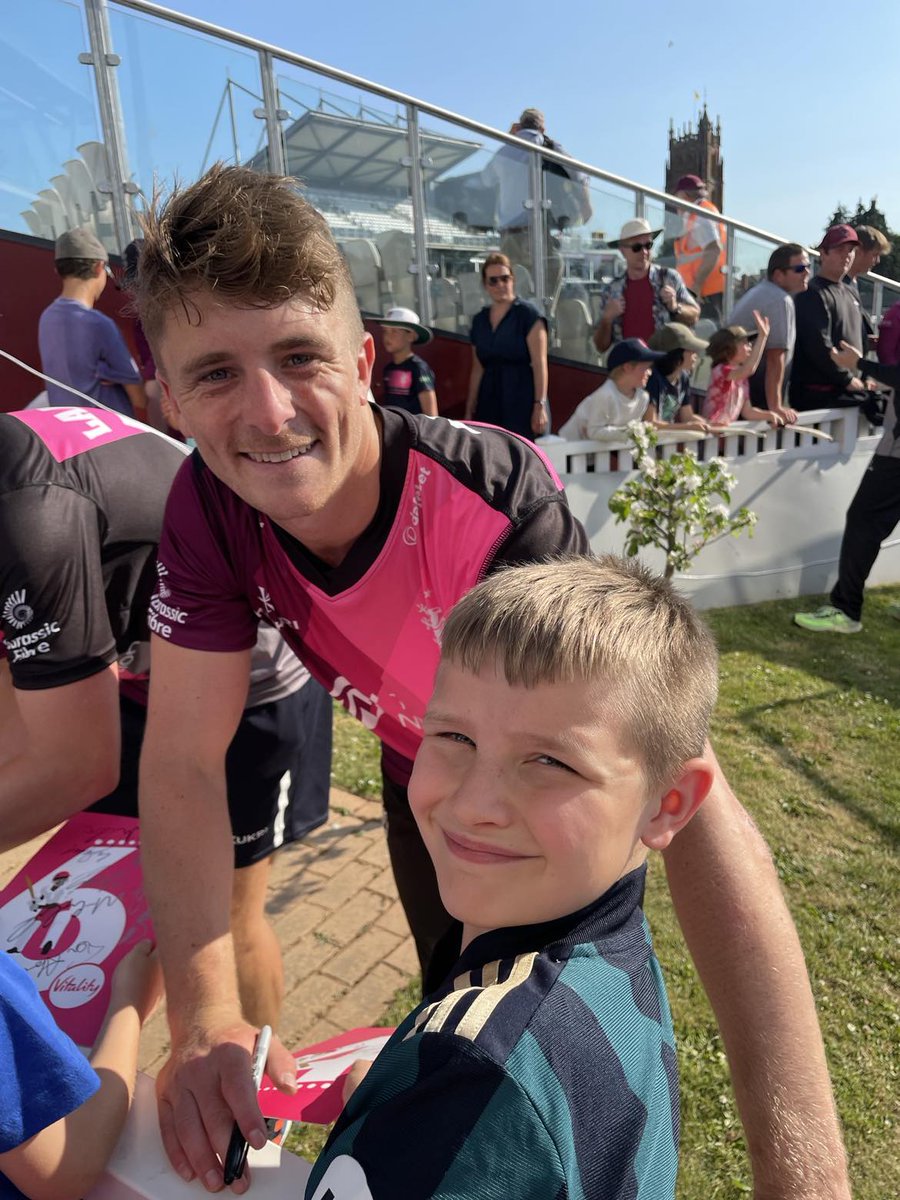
[
  {"xmin": 258, "ymin": 1027, "xmax": 395, "ymax": 1124},
  {"xmin": 0, "ymin": 812, "xmax": 150, "ymax": 1046}
]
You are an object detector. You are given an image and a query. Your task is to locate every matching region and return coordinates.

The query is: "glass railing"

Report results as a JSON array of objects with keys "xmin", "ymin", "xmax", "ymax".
[{"xmin": 4, "ymin": 0, "xmax": 898, "ymax": 365}]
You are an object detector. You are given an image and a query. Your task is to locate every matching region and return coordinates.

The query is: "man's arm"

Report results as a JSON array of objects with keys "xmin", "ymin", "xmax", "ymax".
[
  {"xmin": 0, "ymin": 662, "xmax": 120, "ymax": 851},
  {"xmin": 663, "ymin": 750, "xmax": 850, "ymax": 1200},
  {"xmin": 139, "ymin": 636, "xmax": 294, "ymax": 1191}
]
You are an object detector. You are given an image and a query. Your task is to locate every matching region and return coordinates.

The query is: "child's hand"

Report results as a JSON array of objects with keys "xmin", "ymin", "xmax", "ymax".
[
  {"xmin": 683, "ymin": 416, "xmax": 711, "ymax": 433},
  {"xmin": 765, "ymin": 410, "xmax": 785, "ymax": 428},
  {"xmin": 110, "ymin": 940, "xmax": 164, "ymax": 1024},
  {"xmin": 752, "ymin": 309, "xmax": 770, "ymax": 340}
]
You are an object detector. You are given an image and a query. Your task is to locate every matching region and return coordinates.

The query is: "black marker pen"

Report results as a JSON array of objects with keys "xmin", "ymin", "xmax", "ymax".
[{"xmin": 223, "ymin": 1025, "xmax": 272, "ymax": 1185}]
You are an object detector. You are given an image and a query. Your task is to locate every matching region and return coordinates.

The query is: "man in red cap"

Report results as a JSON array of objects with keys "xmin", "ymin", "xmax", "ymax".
[
  {"xmin": 673, "ymin": 175, "xmax": 726, "ymax": 320},
  {"xmin": 790, "ymin": 224, "xmax": 869, "ymax": 411}
]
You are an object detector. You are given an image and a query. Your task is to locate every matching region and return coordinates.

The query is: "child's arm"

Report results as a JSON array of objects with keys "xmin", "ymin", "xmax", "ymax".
[
  {"xmin": 729, "ymin": 310, "xmax": 769, "ymax": 382},
  {"xmin": 739, "ymin": 394, "xmax": 784, "ymax": 426},
  {"xmin": 0, "ymin": 942, "xmax": 162, "ymax": 1200},
  {"xmin": 418, "ymin": 388, "xmax": 438, "ymax": 417},
  {"xmin": 646, "ymin": 402, "xmax": 709, "ymax": 433}
]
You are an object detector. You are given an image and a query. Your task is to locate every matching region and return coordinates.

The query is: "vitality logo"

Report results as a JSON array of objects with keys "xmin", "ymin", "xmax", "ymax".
[{"xmin": 2, "ymin": 589, "xmax": 34, "ymax": 630}]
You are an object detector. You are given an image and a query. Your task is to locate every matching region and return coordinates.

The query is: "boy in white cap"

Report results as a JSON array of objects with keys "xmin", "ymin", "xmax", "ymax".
[{"xmin": 378, "ymin": 307, "xmax": 438, "ymax": 416}]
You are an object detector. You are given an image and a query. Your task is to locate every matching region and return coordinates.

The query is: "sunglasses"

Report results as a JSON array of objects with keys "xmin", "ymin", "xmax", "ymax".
[
  {"xmin": 486, "ymin": 273, "xmax": 513, "ymax": 285},
  {"xmin": 784, "ymin": 263, "xmax": 811, "ymax": 274},
  {"xmin": 625, "ymin": 241, "xmax": 654, "ymax": 253}
]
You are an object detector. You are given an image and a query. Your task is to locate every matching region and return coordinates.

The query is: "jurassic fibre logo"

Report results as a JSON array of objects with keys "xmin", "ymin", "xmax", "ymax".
[{"xmin": 2, "ymin": 589, "xmax": 34, "ymax": 630}]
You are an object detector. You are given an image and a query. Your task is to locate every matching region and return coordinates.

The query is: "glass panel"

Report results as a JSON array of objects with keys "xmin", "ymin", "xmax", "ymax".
[
  {"xmin": 1, "ymin": 0, "xmax": 110, "ymax": 245},
  {"xmin": 421, "ymin": 115, "xmax": 534, "ymax": 333},
  {"xmin": 108, "ymin": 3, "xmax": 264, "ymax": 232},
  {"xmin": 732, "ymin": 230, "xmax": 779, "ymax": 307},
  {"xmin": 273, "ymin": 66, "xmax": 415, "ymax": 316},
  {"xmin": 561, "ymin": 175, "xmax": 635, "ymax": 336}
]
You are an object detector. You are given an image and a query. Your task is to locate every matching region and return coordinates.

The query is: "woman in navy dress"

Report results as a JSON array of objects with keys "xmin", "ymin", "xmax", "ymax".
[{"xmin": 465, "ymin": 253, "xmax": 549, "ymax": 439}]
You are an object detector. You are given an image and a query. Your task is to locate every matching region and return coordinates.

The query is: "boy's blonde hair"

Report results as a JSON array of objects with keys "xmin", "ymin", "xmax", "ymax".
[
  {"xmin": 440, "ymin": 555, "xmax": 718, "ymax": 791},
  {"xmin": 132, "ymin": 163, "xmax": 362, "ymax": 350}
]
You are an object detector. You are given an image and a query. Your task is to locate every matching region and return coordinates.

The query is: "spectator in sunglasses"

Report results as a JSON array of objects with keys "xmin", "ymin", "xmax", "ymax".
[
  {"xmin": 465, "ymin": 252, "xmax": 549, "ymax": 439},
  {"xmin": 726, "ymin": 242, "xmax": 812, "ymax": 424},
  {"xmin": 593, "ymin": 219, "xmax": 699, "ymax": 356}
]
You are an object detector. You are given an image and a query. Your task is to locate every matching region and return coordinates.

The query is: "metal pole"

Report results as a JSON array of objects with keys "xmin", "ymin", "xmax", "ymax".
[
  {"xmin": 256, "ymin": 50, "xmax": 286, "ymax": 174},
  {"xmin": 405, "ymin": 105, "xmax": 433, "ymax": 325},
  {"xmin": 529, "ymin": 149, "xmax": 547, "ymax": 311},
  {"xmin": 226, "ymin": 79, "xmax": 243, "ymax": 165},
  {"xmin": 724, "ymin": 222, "xmax": 736, "ymax": 316},
  {"xmin": 82, "ymin": 0, "xmax": 136, "ymax": 251}
]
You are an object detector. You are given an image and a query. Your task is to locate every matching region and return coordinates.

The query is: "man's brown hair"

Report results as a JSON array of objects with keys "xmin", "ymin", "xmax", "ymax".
[
  {"xmin": 132, "ymin": 163, "xmax": 361, "ymax": 348},
  {"xmin": 855, "ymin": 225, "xmax": 891, "ymax": 254},
  {"xmin": 440, "ymin": 555, "xmax": 718, "ymax": 792},
  {"xmin": 767, "ymin": 242, "xmax": 806, "ymax": 279}
]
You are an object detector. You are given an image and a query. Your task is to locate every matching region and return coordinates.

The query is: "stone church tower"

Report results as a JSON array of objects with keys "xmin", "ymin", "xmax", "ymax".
[{"xmin": 666, "ymin": 107, "xmax": 724, "ymax": 209}]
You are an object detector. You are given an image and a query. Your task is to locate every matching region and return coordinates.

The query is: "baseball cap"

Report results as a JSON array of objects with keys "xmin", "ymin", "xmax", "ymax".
[
  {"xmin": 54, "ymin": 226, "xmax": 109, "ymax": 262},
  {"xmin": 817, "ymin": 224, "xmax": 860, "ymax": 252},
  {"xmin": 379, "ymin": 306, "xmax": 432, "ymax": 345},
  {"xmin": 648, "ymin": 322, "xmax": 709, "ymax": 354},
  {"xmin": 607, "ymin": 338, "xmax": 667, "ymax": 371},
  {"xmin": 674, "ymin": 174, "xmax": 706, "ymax": 194},
  {"xmin": 707, "ymin": 325, "xmax": 758, "ymax": 360}
]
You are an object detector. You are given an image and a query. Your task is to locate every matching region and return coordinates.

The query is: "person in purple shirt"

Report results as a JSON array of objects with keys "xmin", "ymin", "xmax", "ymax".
[
  {"xmin": 38, "ymin": 227, "xmax": 146, "ymax": 418},
  {"xmin": 129, "ymin": 165, "xmax": 849, "ymax": 1199}
]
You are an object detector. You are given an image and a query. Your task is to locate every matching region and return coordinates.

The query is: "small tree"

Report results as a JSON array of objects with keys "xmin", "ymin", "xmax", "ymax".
[{"xmin": 608, "ymin": 423, "xmax": 757, "ymax": 578}]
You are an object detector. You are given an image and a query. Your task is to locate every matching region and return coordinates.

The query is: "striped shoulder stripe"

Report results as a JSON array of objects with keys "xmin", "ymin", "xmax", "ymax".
[{"xmin": 404, "ymin": 951, "xmax": 539, "ymax": 1044}]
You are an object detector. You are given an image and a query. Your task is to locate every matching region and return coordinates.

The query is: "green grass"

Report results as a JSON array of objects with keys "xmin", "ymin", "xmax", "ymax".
[{"xmin": 295, "ymin": 587, "xmax": 900, "ymax": 1198}]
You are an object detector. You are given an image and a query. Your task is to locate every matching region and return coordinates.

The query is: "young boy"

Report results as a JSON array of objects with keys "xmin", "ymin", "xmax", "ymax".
[
  {"xmin": 306, "ymin": 555, "xmax": 718, "ymax": 1200},
  {"xmin": 646, "ymin": 322, "xmax": 711, "ymax": 432},
  {"xmin": 0, "ymin": 941, "xmax": 162, "ymax": 1200},
  {"xmin": 558, "ymin": 338, "xmax": 665, "ymax": 440},
  {"xmin": 378, "ymin": 307, "xmax": 438, "ymax": 416}
]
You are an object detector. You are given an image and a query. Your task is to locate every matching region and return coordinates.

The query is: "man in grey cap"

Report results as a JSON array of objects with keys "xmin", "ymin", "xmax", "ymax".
[
  {"xmin": 38, "ymin": 226, "xmax": 147, "ymax": 419},
  {"xmin": 593, "ymin": 218, "xmax": 699, "ymax": 354}
]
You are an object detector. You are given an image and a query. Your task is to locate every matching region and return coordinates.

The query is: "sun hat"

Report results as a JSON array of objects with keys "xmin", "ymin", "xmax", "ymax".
[
  {"xmin": 607, "ymin": 218, "xmax": 664, "ymax": 249},
  {"xmin": 379, "ymin": 306, "xmax": 432, "ymax": 345}
]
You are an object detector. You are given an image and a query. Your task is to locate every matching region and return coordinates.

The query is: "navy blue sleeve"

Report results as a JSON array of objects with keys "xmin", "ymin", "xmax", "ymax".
[{"xmin": 0, "ymin": 955, "xmax": 99, "ymax": 1152}]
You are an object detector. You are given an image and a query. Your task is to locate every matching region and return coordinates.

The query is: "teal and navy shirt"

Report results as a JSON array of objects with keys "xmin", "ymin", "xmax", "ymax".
[{"xmin": 305, "ymin": 866, "xmax": 680, "ymax": 1199}]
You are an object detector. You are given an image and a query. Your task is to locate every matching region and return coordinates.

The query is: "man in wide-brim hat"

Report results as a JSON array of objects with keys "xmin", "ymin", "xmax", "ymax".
[{"xmin": 594, "ymin": 217, "xmax": 700, "ymax": 354}]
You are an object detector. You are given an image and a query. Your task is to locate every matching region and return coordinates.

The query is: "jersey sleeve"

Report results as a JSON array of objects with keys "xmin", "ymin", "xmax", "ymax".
[
  {"xmin": 489, "ymin": 492, "xmax": 589, "ymax": 571},
  {"xmin": 0, "ymin": 956, "xmax": 100, "ymax": 1151},
  {"xmin": 0, "ymin": 487, "xmax": 117, "ymax": 690},
  {"xmin": 416, "ymin": 362, "xmax": 436, "ymax": 393},
  {"xmin": 151, "ymin": 458, "xmax": 259, "ymax": 653},
  {"xmin": 305, "ymin": 1036, "xmax": 565, "ymax": 1200}
]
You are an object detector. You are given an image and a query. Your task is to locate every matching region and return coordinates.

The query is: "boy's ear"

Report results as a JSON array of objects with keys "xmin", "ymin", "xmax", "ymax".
[{"xmin": 640, "ymin": 758, "xmax": 715, "ymax": 852}]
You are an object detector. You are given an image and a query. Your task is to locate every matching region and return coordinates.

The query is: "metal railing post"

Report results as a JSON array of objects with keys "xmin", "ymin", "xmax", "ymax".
[
  {"xmin": 82, "ymin": 0, "xmax": 137, "ymax": 251},
  {"xmin": 256, "ymin": 51, "xmax": 286, "ymax": 174},
  {"xmin": 529, "ymin": 149, "xmax": 547, "ymax": 311},
  {"xmin": 724, "ymin": 223, "xmax": 736, "ymax": 315},
  {"xmin": 405, "ymin": 104, "xmax": 433, "ymax": 325}
]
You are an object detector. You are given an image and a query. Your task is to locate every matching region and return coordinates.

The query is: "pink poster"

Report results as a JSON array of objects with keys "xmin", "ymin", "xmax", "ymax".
[
  {"xmin": 258, "ymin": 1027, "xmax": 395, "ymax": 1125},
  {"xmin": 0, "ymin": 812, "xmax": 150, "ymax": 1047}
]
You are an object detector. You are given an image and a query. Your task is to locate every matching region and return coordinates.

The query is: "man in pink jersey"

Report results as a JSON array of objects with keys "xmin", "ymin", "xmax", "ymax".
[{"xmin": 133, "ymin": 166, "xmax": 849, "ymax": 1199}]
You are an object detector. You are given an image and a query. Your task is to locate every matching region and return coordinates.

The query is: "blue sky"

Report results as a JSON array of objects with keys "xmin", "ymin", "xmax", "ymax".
[{"xmin": 162, "ymin": 0, "xmax": 900, "ymax": 247}]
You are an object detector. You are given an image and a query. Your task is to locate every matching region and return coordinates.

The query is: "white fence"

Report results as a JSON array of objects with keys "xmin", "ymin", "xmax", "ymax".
[{"xmin": 539, "ymin": 409, "xmax": 900, "ymax": 610}]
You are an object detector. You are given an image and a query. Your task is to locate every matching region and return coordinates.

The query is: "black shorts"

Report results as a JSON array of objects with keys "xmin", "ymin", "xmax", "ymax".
[{"xmin": 91, "ymin": 680, "xmax": 333, "ymax": 868}]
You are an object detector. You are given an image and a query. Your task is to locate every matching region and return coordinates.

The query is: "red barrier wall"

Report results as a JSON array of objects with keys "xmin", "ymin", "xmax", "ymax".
[{"xmin": 1, "ymin": 232, "xmax": 600, "ymax": 427}]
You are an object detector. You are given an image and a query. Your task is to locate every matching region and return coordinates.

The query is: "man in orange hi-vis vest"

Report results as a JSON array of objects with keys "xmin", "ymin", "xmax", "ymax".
[{"xmin": 674, "ymin": 174, "xmax": 726, "ymax": 320}]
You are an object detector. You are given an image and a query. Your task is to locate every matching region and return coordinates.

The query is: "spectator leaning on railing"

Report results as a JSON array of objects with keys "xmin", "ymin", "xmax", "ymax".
[
  {"xmin": 593, "ymin": 219, "xmax": 699, "ymax": 355},
  {"xmin": 726, "ymin": 243, "xmax": 811, "ymax": 425}
]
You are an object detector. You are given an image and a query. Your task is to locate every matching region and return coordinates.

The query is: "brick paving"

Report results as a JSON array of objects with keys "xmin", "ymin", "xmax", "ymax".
[{"xmin": 0, "ymin": 786, "xmax": 417, "ymax": 1074}]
